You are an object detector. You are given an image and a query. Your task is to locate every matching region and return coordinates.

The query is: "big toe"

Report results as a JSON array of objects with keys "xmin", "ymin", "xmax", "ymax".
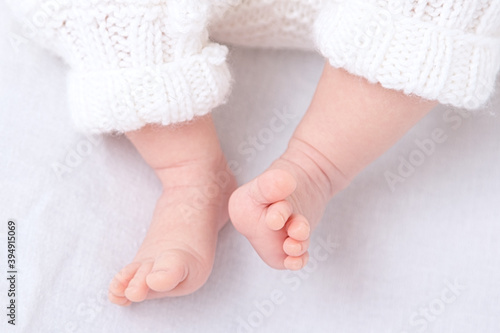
[
  {"xmin": 146, "ymin": 251, "xmax": 189, "ymax": 292},
  {"xmin": 109, "ymin": 262, "xmax": 141, "ymax": 301},
  {"xmin": 250, "ymin": 169, "xmax": 297, "ymax": 205},
  {"xmin": 229, "ymin": 169, "xmax": 297, "ymax": 234}
]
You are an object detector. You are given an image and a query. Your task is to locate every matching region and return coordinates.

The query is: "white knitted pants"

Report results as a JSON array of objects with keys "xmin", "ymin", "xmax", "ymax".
[
  {"xmin": 7, "ymin": 0, "xmax": 500, "ymax": 133},
  {"xmin": 209, "ymin": 0, "xmax": 322, "ymax": 51}
]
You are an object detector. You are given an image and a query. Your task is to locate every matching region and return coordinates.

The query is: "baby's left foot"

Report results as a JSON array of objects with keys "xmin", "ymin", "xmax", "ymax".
[
  {"xmin": 229, "ymin": 138, "xmax": 349, "ymax": 270},
  {"xmin": 229, "ymin": 64, "xmax": 435, "ymax": 271}
]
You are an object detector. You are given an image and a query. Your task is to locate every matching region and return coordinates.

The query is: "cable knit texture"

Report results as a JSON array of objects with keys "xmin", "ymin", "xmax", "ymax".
[
  {"xmin": 9, "ymin": 0, "xmax": 233, "ymax": 133},
  {"xmin": 210, "ymin": 0, "xmax": 322, "ymax": 50},
  {"xmin": 315, "ymin": 0, "xmax": 500, "ymax": 109},
  {"xmin": 6, "ymin": 0, "xmax": 500, "ymax": 133}
]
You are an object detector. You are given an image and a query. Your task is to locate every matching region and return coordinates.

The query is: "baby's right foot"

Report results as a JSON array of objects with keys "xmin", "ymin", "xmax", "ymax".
[
  {"xmin": 108, "ymin": 154, "xmax": 236, "ymax": 305},
  {"xmin": 107, "ymin": 117, "xmax": 236, "ymax": 305}
]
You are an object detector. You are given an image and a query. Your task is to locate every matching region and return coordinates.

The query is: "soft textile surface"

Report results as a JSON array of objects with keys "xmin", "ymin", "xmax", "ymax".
[{"xmin": 1, "ymin": 6, "xmax": 500, "ymax": 333}]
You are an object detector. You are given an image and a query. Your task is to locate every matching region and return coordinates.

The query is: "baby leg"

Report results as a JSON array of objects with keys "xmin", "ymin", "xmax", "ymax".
[
  {"xmin": 229, "ymin": 63, "xmax": 437, "ymax": 270},
  {"xmin": 108, "ymin": 115, "xmax": 236, "ymax": 305}
]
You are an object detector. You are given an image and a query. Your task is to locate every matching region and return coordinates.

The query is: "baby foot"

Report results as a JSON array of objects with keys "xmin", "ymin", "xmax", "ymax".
[
  {"xmin": 229, "ymin": 138, "xmax": 349, "ymax": 270},
  {"xmin": 108, "ymin": 155, "xmax": 236, "ymax": 306},
  {"xmin": 230, "ymin": 63, "xmax": 434, "ymax": 271}
]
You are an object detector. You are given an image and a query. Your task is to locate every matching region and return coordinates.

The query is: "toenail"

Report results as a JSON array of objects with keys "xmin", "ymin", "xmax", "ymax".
[
  {"xmin": 289, "ymin": 242, "xmax": 301, "ymax": 253},
  {"xmin": 285, "ymin": 257, "xmax": 302, "ymax": 270},
  {"xmin": 274, "ymin": 214, "xmax": 286, "ymax": 227},
  {"xmin": 297, "ymin": 223, "xmax": 310, "ymax": 236},
  {"xmin": 290, "ymin": 261, "xmax": 300, "ymax": 270},
  {"xmin": 111, "ymin": 281, "xmax": 122, "ymax": 289},
  {"xmin": 272, "ymin": 213, "xmax": 282, "ymax": 221}
]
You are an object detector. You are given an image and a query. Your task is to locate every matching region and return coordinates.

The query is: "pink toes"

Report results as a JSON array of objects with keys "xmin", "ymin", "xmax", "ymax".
[
  {"xmin": 108, "ymin": 250, "xmax": 198, "ymax": 305},
  {"xmin": 284, "ymin": 252, "xmax": 309, "ymax": 271},
  {"xmin": 109, "ymin": 263, "xmax": 141, "ymax": 296},
  {"xmin": 108, "ymin": 262, "xmax": 141, "ymax": 306},
  {"xmin": 283, "ymin": 215, "xmax": 310, "ymax": 271},
  {"xmin": 108, "ymin": 292, "xmax": 131, "ymax": 306},
  {"xmin": 283, "ymin": 237, "xmax": 309, "ymax": 257},
  {"xmin": 124, "ymin": 261, "xmax": 154, "ymax": 302},
  {"xmin": 229, "ymin": 168, "xmax": 315, "ymax": 272},
  {"xmin": 229, "ymin": 169, "xmax": 297, "ymax": 237},
  {"xmin": 265, "ymin": 200, "xmax": 293, "ymax": 231},
  {"xmin": 286, "ymin": 215, "xmax": 310, "ymax": 241}
]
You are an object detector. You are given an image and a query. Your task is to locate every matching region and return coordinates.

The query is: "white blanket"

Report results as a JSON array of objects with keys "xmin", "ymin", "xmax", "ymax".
[{"xmin": 1, "ymin": 5, "xmax": 499, "ymax": 333}]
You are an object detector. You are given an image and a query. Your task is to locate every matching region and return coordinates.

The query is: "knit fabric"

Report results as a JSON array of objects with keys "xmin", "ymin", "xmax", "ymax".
[
  {"xmin": 8, "ymin": 0, "xmax": 233, "ymax": 133},
  {"xmin": 210, "ymin": 0, "xmax": 322, "ymax": 50},
  {"xmin": 6, "ymin": 0, "xmax": 500, "ymax": 133},
  {"xmin": 315, "ymin": 0, "xmax": 500, "ymax": 110}
]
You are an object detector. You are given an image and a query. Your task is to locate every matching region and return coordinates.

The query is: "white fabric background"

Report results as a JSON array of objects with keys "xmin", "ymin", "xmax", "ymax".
[{"xmin": 1, "ymin": 5, "xmax": 500, "ymax": 333}]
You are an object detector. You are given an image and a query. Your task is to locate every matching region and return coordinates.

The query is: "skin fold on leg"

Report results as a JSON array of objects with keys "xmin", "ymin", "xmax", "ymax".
[{"xmin": 229, "ymin": 62, "xmax": 438, "ymax": 270}]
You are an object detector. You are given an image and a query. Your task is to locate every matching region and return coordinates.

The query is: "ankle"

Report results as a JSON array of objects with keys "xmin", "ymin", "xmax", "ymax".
[
  {"xmin": 154, "ymin": 151, "xmax": 230, "ymax": 190},
  {"xmin": 281, "ymin": 137, "xmax": 351, "ymax": 199},
  {"xmin": 126, "ymin": 116, "xmax": 225, "ymax": 175}
]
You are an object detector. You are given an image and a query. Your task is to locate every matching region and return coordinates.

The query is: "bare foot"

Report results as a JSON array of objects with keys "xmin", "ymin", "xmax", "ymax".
[
  {"xmin": 108, "ymin": 117, "xmax": 236, "ymax": 305},
  {"xmin": 229, "ymin": 138, "xmax": 350, "ymax": 270},
  {"xmin": 229, "ymin": 64, "xmax": 435, "ymax": 271}
]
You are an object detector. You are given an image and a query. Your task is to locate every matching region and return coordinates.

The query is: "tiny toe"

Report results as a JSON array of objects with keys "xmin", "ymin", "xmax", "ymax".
[
  {"xmin": 287, "ymin": 215, "xmax": 311, "ymax": 241},
  {"xmin": 124, "ymin": 261, "xmax": 154, "ymax": 302},
  {"xmin": 109, "ymin": 262, "xmax": 141, "ymax": 297},
  {"xmin": 108, "ymin": 292, "xmax": 132, "ymax": 306},
  {"xmin": 284, "ymin": 253, "xmax": 309, "ymax": 271},
  {"xmin": 283, "ymin": 237, "xmax": 309, "ymax": 257},
  {"xmin": 266, "ymin": 201, "xmax": 293, "ymax": 231},
  {"xmin": 250, "ymin": 169, "xmax": 297, "ymax": 204},
  {"xmin": 146, "ymin": 253, "xmax": 188, "ymax": 292}
]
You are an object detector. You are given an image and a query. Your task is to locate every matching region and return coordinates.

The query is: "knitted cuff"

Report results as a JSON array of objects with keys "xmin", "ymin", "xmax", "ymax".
[
  {"xmin": 68, "ymin": 44, "xmax": 231, "ymax": 134},
  {"xmin": 315, "ymin": 0, "xmax": 500, "ymax": 109},
  {"xmin": 10, "ymin": 0, "xmax": 233, "ymax": 133}
]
